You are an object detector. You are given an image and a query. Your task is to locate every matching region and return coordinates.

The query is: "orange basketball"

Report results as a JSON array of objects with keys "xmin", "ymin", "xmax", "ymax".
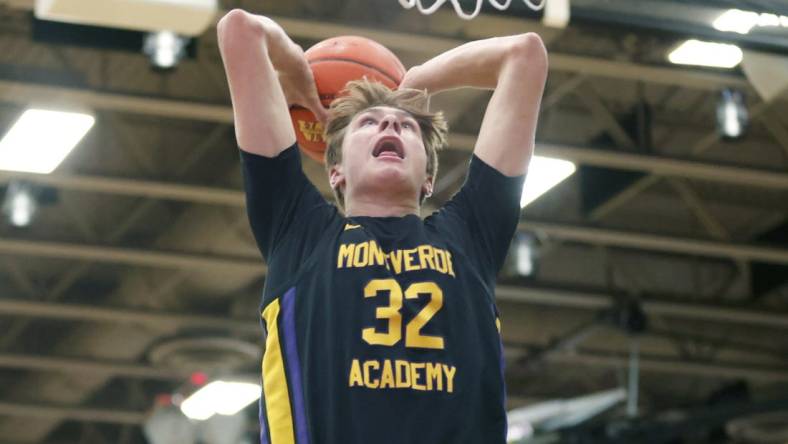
[{"xmin": 290, "ymin": 36, "xmax": 407, "ymax": 163}]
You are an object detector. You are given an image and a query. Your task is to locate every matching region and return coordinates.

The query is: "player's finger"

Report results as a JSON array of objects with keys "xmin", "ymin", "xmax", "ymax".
[{"xmin": 310, "ymin": 100, "xmax": 329, "ymax": 124}]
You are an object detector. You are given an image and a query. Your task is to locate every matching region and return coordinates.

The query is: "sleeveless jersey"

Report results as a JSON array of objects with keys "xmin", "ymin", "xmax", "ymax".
[{"xmin": 241, "ymin": 144, "xmax": 524, "ymax": 444}]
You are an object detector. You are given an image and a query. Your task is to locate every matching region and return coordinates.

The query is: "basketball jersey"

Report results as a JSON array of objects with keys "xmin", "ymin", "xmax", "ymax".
[{"xmin": 241, "ymin": 144, "xmax": 525, "ymax": 444}]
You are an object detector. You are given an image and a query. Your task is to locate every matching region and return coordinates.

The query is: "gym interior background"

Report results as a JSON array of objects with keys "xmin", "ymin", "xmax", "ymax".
[{"xmin": 0, "ymin": 0, "xmax": 786, "ymax": 443}]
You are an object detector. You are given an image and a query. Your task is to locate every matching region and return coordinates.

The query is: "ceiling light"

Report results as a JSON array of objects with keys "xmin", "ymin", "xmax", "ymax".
[
  {"xmin": 144, "ymin": 31, "xmax": 187, "ymax": 69},
  {"xmin": 35, "ymin": 0, "xmax": 219, "ymax": 36},
  {"xmin": 506, "ymin": 423, "xmax": 534, "ymax": 442},
  {"xmin": 758, "ymin": 13, "xmax": 780, "ymax": 27},
  {"xmin": 543, "ymin": 0, "xmax": 570, "ymax": 28},
  {"xmin": 713, "ymin": 9, "xmax": 759, "ymax": 34},
  {"xmin": 668, "ymin": 39, "xmax": 742, "ymax": 69},
  {"xmin": 180, "ymin": 380, "xmax": 260, "ymax": 421},
  {"xmin": 507, "ymin": 388, "xmax": 627, "ymax": 433},
  {"xmin": 713, "ymin": 9, "xmax": 788, "ymax": 35},
  {"xmin": 2, "ymin": 181, "xmax": 37, "ymax": 227},
  {"xmin": 0, "ymin": 109, "xmax": 94, "ymax": 174},
  {"xmin": 521, "ymin": 156, "xmax": 576, "ymax": 208},
  {"xmin": 716, "ymin": 88, "xmax": 748, "ymax": 139},
  {"xmin": 514, "ymin": 232, "xmax": 537, "ymax": 277}
]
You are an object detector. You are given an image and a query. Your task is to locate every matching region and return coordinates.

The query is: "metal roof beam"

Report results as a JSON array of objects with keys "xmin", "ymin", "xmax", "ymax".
[
  {"xmin": 496, "ymin": 286, "xmax": 788, "ymax": 330},
  {"xmin": 2, "ymin": 284, "xmax": 786, "ymax": 331},
  {"xmin": 521, "ymin": 221, "xmax": 788, "ymax": 265},
  {"xmin": 547, "ymin": 351, "xmax": 788, "ymax": 383},
  {"xmin": 1, "ymin": 141, "xmax": 786, "ymax": 208},
  {"xmin": 0, "ymin": 353, "xmax": 186, "ymax": 380},
  {"xmin": 0, "ymin": 402, "xmax": 144, "ymax": 425},
  {"xmin": 0, "ymin": 238, "xmax": 263, "ymax": 273},
  {"xmin": 3, "ymin": 216, "xmax": 788, "ymax": 270},
  {"xmin": 0, "ymin": 297, "xmax": 259, "ymax": 335}
]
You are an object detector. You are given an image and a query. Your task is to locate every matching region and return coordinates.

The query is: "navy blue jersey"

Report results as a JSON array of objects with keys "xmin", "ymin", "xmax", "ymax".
[{"xmin": 242, "ymin": 144, "xmax": 524, "ymax": 444}]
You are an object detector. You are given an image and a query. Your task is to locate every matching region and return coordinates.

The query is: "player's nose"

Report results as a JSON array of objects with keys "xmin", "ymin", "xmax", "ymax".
[{"xmin": 379, "ymin": 115, "xmax": 401, "ymax": 134}]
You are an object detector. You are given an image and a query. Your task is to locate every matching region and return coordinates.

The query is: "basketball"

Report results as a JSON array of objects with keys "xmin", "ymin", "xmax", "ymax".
[{"xmin": 290, "ymin": 36, "xmax": 407, "ymax": 163}]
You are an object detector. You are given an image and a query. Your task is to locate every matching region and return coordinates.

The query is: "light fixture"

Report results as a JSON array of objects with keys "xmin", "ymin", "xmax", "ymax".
[
  {"xmin": 668, "ymin": 39, "xmax": 743, "ymax": 69},
  {"xmin": 513, "ymin": 232, "xmax": 537, "ymax": 277},
  {"xmin": 35, "ymin": 0, "xmax": 219, "ymax": 37},
  {"xmin": 507, "ymin": 388, "xmax": 627, "ymax": 436},
  {"xmin": 144, "ymin": 397, "xmax": 197, "ymax": 444},
  {"xmin": 543, "ymin": 0, "xmax": 570, "ymax": 28},
  {"xmin": 506, "ymin": 422, "xmax": 534, "ymax": 442},
  {"xmin": 713, "ymin": 9, "xmax": 788, "ymax": 35},
  {"xmin": 758, "ymin": 13, "xmax": 781, "ymax": 28},
  {"xmin": 521, "ymin": 156, "xmax": 576, "ymax": 208},
  {"xmin": 713, "ymin": 9, "xmax": 760, "ymax": 34},
  {"xmin": 716, "ymin": 88, "xmax": 748, "ymax": 139},
  {"xmin": 2, "ymin": 181, "xmax": 37, "ymax": 227},
  {"xmin": 144, "ymin": 31, "xmax": 187, "ymax": 69},
  {"xmin": 180, "ymin": 380, "xmax": 260, "ymax": 421},
  {"xmin": 0, "ymin": 109, "xmax": 94, "ymax": 174}
]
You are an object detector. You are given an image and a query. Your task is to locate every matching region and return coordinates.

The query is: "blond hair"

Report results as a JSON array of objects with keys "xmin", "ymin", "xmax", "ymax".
[{"xmin": 323, "ymin": 79, "xmax": 448, "ymax": 210}]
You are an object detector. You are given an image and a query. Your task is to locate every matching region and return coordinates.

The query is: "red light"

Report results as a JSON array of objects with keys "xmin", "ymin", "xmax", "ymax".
[{"xmin": 190, "ymin": 372, "xmax": 208, "ymax": 386}]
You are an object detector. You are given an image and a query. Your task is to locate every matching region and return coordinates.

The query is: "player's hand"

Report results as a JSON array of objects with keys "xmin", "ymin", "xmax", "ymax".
[
  {"xmin": 277, "ymin": 44, "xmax": 329, "ymax": 124},
  {"xmin": 399, "ymin": 65, "xmax": 432, "ymax": 111},
  {"xmin": 399, "ymin": 65, "xmax": 427, "ymax": 93}
]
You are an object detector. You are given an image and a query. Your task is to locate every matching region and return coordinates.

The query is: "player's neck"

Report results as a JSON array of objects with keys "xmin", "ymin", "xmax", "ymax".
[{"xmin": 344, "ymin": 195, "xmax": 420, "ymax": 218}]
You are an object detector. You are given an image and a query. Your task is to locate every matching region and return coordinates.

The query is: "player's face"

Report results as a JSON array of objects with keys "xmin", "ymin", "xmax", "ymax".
[{"xmin": 333, "ymin": 106, "xmax": 431, "ymax": 205}]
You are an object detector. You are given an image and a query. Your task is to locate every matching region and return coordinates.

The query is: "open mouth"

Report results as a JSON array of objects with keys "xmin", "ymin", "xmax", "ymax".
[{"xmin": 372, "ymin": 137, "xmax": 405, "ymax": 159}]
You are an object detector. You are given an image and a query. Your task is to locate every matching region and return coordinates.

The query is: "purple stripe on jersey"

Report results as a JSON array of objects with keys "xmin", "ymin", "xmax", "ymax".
[
  {"xmin": 498, "ymin": 325, "xmax": 508, "ymax": 443},
  {"xmin": 281, "ymin": 287, "xmax": 310, "ymax": 444}
]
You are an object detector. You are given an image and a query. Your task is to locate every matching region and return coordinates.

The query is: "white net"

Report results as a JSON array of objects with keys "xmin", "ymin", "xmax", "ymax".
[{"xmin": 398, "ymin": 0, "xmax": 545, "ymax": 20}]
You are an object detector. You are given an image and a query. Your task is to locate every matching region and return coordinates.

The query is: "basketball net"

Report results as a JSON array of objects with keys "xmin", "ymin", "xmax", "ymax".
[{"xmin": 398, "ymin": 0, "xmax": 545, "ymax": 20}]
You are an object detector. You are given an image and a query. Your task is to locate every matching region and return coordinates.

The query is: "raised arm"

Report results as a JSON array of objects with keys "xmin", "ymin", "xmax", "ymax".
[
  {"xmin": 400, "ymin": 33, "xmax": 548, "ymax": 176},
  {"xmin": 217, "ymin": 9, "xmax": 328, "ymax": 157}
]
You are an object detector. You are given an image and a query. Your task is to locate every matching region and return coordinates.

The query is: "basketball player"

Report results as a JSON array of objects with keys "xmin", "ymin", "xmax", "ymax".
[{"xmin": 218, "ymin": 8, "xmax": 547, "ymax": 444}]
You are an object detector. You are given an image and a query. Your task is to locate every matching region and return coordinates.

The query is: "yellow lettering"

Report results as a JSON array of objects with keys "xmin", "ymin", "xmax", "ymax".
[
  {"xmin": 404, "ymin": 248, "xmax": 419, "ymax": 272},
  {"xmin": 362, "ymin": 279, "xmax": 403, "ymax": 346},
  {"xmin": 395, "ymin": 360, "xmax": 411, "ymax": 388},
  {"xmin": 363, "ymin": 360, "xmax": 380, "ymax": 389},
  {"xmin": 353, "ymin": 241, "xmax": 369, "ymax": 267},
  {"xmin": 369, "ymin": 241, "xmax": 387, "ymax": 268},
  {"xmin": 434, "ymin": 249, "xmax": 448, "ymax": 274},
  {"xmin": 426, "ymin": 362, "xmax": 442, "ymax": 391},
  {"xmin": 446, "ymin": 251, "xmax": 455, "ymax": 277},
  {"xmin": 380, "ymin": 360, "xmax": 395, "ymax": 388},
  {"xmin": 338, "ymin": 244, "xmax": 354, "ymax": 268},
  {"xmin": 411, "ymin": 363, "xmax": 426, "ymax": 391},
  {"xmin": 404, "ymin": 282, "xmax": 445, "ymax": 350},
  {"xmin": 443, "ymin": 365, "xmax": 456, "ymax": 393},
  {"xmin": 349, "ymin": 359, "xmax": 363, "ymax": 387},
  {"xmin": 418, "ymin": 245, "xmax": 436, "ymax": 270},
  {"xmin": 388, "ymin": 250, "xmax": 404, "ymax": 274},
  {"xmin": 298, "ymin": 120, "xmax": 325, "ymax": 142},
  {"xmin": 349, "ymin": 359, "xmax": 457, "ymax": 393}
]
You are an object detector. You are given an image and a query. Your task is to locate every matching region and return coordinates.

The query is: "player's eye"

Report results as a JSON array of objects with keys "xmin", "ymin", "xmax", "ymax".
[
  {"xmin": 402, "ymin": 121, "xmax": 415, "ymax": 130},
  {"xmin": 361, "ymin": 117, "xmax": 377, "ymax": 126}
]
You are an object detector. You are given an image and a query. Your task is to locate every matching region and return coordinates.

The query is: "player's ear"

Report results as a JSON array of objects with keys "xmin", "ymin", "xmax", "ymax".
[
  {"xmin": 329, "ymin": 163, "xmax": 346, "ymax": 191},
  {"xmin": 421, "ymin": 176, "xmax": 434, "ymax": 198}
]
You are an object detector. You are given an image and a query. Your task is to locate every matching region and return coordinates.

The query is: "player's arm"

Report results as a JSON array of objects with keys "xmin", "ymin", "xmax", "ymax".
[
  {"xmin": 399, "ymin": 34, "xmax": 548, "ymax": 176},
  {"xmin": 217, "ymin": 9, "xmax": 328, "ymax": 157},
  {"xmin": 218, "ymin": 10, "xmax": 335, "ymax": 262}
]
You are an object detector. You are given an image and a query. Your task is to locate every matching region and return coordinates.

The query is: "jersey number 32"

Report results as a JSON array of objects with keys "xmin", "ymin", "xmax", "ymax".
[{"xmin": 362, "ymin": 278, "xmax": 445, "ymax": 350}]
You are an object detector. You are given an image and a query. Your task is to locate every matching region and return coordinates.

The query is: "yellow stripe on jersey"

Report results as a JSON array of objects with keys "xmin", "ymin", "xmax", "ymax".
[{"xmin": 262, "ymin": 299, "xmax": 295, "ymax": 444}]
